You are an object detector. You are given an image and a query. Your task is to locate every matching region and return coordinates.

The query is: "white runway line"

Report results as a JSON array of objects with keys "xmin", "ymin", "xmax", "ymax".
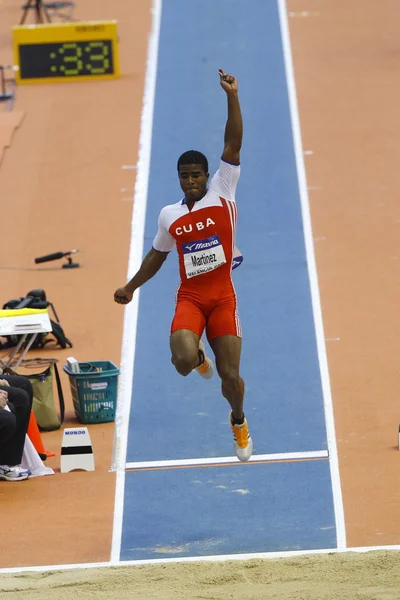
[
  {"xmin": 126, "ymin": 450, "xmax": 329, "ymax": 470},
  {"xmin": 110, "ymin": 0, "xmax": 163, "ymax": 565},
  {"xmin": 277, "ymin": 0, "xmax": 346, "ymax": 549}
]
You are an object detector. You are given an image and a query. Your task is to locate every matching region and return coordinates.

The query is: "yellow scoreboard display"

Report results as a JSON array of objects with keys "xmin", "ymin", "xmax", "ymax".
[{"xmin": 13, "ymin": 21, "xmax": 120, "ymax": 84}]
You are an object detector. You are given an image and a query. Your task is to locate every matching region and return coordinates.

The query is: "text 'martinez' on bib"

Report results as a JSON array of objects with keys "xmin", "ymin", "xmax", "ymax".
[{"xmin": 182, "ymin": 234, "xmax": 227, "ymax": 278}]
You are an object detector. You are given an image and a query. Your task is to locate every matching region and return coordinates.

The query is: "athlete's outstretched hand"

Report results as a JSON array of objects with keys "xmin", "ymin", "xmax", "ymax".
[
  {"xmin": 219, "ymin": 69, "xmax": 238, "ymax": 94},
  {"xmin": 114, "ymin": 286, "xmax": 133, "ymax": 305}
]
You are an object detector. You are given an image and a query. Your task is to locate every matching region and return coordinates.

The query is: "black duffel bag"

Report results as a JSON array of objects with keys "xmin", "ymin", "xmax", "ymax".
[{"xmin": 0, "ymin": 288, "xmax": 72, "ymax": 350}]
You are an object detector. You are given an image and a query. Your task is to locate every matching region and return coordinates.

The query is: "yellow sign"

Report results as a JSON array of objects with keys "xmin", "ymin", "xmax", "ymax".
[
  {"xmin": 0, "ymin": 308, "xmax": 48, "ymax": 317},
  {"xmin": 13, "ymin": 21, "xmax": 120, "ymax": 84}
]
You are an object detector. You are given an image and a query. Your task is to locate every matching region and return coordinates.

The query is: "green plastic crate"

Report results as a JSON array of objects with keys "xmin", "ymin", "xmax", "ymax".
[{"xmin": 63, "ymin": 361, "xmax": 119, "ymax": 424}]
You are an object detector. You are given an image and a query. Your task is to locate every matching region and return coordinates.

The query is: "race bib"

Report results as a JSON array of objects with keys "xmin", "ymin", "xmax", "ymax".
[{"xmin": 182, "ymin": 234, "xmax": 226, "ymax": 278}]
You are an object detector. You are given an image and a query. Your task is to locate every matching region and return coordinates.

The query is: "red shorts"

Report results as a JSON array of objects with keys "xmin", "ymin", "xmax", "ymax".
[{"xmin": 171, "ymin": 294, "xmax": 242, "ymax": 341}]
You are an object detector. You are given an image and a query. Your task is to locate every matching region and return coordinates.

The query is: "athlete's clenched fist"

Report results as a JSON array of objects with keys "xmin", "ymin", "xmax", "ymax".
[{"xmin": 219, "ymin": 69, "xmax": 238, "ymax": 94}]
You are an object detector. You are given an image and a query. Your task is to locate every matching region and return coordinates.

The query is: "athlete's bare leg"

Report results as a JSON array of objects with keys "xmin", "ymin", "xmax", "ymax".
[
  {"xmin": 209, "ymin": 334, "xmax": 244, "ymax": 421},
  {"xmin": 170, "ymin": 329, "xmax": 201, "ymax": 376}
]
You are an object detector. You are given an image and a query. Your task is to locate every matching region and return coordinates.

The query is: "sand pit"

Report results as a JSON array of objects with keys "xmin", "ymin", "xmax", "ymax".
[{"xmin": 2, "ymin": 551, "xmax": 400, "ymax": 599}]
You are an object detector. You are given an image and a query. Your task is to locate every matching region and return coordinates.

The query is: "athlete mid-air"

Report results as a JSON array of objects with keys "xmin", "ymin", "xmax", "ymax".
[{"xmin": 114, "ymin": 69, "xmax": 252, "ymax": 461}]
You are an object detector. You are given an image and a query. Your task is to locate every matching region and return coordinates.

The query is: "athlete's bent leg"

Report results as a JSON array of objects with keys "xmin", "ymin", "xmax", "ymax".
[
  {"xmin": 170, "ymin": 299, "xmax": 208, "ymax": 377},
  {"xmin": 170, "ymin": 329, "xmax": 200, "ymax": 376},
  {"xmin": 209, "ymin": 335, "xmax": 244, "ymax": 420}
]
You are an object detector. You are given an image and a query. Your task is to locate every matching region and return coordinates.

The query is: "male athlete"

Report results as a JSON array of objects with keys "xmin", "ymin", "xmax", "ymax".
[{"xmin": 114, "ymin": 69, "xmax": 252, "ymax": 461}]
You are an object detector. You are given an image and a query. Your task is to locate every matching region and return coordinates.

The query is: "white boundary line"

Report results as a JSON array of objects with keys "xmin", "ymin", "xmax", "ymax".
[
  {"xmin": 110, "ymin": 0, "xmax": 163, "ymax": 565},
  {"xmin": 1, "ymin": 545, "xmax": 400, "ymax": 575},
  {"xmin": 277, "ymin": 0, "xmax": 346, "ymax": 549},
  {"xmin": 126, "ymin": 450, "xmax": 328, "ymax": 470}
]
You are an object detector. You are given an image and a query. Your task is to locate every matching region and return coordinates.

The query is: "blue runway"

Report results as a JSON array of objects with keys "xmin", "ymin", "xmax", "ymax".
[
  {"xmin": 121, "ymin": 460, "xmax": 334, "ymax": 560},
  {"xmin": 119, "ymin": 0, "xmax": 338, "ymax": 559}
]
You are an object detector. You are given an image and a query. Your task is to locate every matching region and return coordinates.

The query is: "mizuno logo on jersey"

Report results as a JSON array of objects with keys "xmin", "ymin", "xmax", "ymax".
[
  {"xmin": 183, "ymin": 237, "xmax": 220, "ymax": 253},
  {"xmin": 175, "ymin": 218, "xmax": 216, "ymax": 236}
]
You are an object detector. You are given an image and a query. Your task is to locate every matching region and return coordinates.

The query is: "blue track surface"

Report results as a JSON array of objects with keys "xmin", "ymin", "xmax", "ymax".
[
  {"xmin": 121, "ymin": 461, "xmax": 335, "ymax": 560},
  {"xmin": 120, "ymin": 0, "xmax": 337, "ymax": 559}
]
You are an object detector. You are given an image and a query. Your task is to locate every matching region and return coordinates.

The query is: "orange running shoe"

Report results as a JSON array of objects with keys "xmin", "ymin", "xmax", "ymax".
[
  {"xmin": 230, "ymin": 412, "xmax": 253, "ymax": 461},
  {"xmin": 195, "ymin": 339, "xmax": 214, "ymax": 379}
]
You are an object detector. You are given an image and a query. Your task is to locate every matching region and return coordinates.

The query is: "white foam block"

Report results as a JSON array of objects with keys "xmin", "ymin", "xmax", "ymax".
[{"xmin": 60, "ymin": 427, "xmax": 95, "ymax": 473}]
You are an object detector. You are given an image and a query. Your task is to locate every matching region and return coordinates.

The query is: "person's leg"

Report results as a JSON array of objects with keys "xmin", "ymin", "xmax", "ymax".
[
  {"xmin": 0, "ymin": 385, "xmax": 31, "ymax": 466},
  {"xmin": 0, "ymin": 409, "xmax": 17, "ymax": 463},
  {"xmin": 207, "ymin": 295, "xmax": 244, "ymax": 417},
  {"xmin": 209, "ymin": 335, "xmax": 244, "ymax": 421},
  {"xmin": 207, "ymin": 298, "xmax": 252, "ymax": 461},
  {"xmin": 170, "ymin": 329, "xmax": 201, "ymax": 376},
  {"xmin": 170, "ymin": 299, "xmax": 206, "ymax": 376}
]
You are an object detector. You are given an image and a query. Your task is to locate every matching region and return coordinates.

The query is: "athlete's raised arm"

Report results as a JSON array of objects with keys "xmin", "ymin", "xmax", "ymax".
[
  {"xmin": 219, "ymin": 69, "xmax": 243, "ymax": 165},
  {"xmin": 114, "ymin": 248, "xmax": 168, "ymax": 305}
]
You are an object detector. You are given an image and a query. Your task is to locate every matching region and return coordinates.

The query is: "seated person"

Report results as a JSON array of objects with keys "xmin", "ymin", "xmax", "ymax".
[{"xmin": 0, "ymin": 375, "xmax": 33, "ymax": 481}]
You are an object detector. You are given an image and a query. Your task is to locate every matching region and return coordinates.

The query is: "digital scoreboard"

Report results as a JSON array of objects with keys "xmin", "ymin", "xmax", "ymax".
[{"xmin": 13, "ymin": 21, "xmax": 120, "ymax": 84}]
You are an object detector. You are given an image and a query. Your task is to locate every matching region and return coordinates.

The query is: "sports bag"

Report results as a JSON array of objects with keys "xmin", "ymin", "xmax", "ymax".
[
  {"xmin": 0, "ymin": 289, "xmax": 72, "ymax": 350},
  {"xmin": 4, "ymin": 359, "xmax": 65, "ymax": 431}
]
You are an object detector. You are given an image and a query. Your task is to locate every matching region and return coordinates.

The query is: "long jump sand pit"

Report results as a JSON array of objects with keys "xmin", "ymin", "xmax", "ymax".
[{"xmin": 2, "ymin": 550, "xmax": 400, "ymax": 599}]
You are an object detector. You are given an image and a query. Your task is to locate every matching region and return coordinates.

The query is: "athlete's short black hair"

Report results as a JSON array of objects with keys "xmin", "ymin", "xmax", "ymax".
[{"xmin": 177, "ymin": 150, "xmax": 208, "ymax": 174}]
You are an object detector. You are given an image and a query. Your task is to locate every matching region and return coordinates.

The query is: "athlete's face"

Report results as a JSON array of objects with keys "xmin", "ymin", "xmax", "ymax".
[{"xmin": 178, "ymin": 164, "xmax": 209, "ymax": 202}]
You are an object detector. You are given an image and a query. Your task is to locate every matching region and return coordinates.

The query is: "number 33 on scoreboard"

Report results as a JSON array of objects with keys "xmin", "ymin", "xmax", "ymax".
[{"xmin": 12, "ymin": 21, "xmax": 120, "ymax": 84}]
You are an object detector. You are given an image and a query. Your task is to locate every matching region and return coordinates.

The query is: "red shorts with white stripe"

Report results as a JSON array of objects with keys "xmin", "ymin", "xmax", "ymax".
[{"xmin": 171, "ymin": 293, "xmax": 242, "ymax": 342}]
